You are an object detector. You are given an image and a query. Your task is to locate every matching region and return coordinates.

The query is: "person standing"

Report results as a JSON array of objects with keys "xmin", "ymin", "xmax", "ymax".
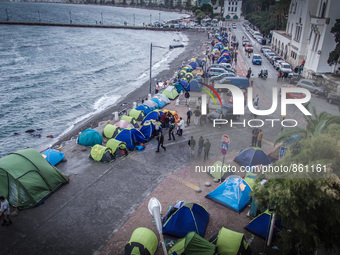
[
  {"xmin": 177, "ymin": 117, "xmax": 185, "ymax": 136},
  {"xmin": 155, "ymin": 82, "xmax": 159, "ymax": 94},
  {"xmin": 168, "ymin": 121, "xmax": 175, "ymax": 141},
  {"xmin": 194, "ymin": 107, "xmax": 201, "ymax": 126},
  {"xmin": 257, "ymin": 130, "xmax": 263, "ymax": 148},
  {"xmin": 188, "ymin": 136, "xmax": 196, "ymax": 157},
  {"xmin": 251, "ymin": 128, "xmax": 259, "ymax": 147},
  {"xmin": 198, "ymin": 136, "xmax": 204, "ymax": 157},
  {"xmin": 156, "ymin": 131, "xmax": 166, "ymax": 152},
  {"xmin": 0, "ymin": 196, "xmax": 12, "ymax": 226},
  {"xmin": 184, "ymin": 90, "xmax": 190, "ymax": 105},
  {"xmin": 186, "ymin": 108, "xmax": 192, "ymax": 126},
  {"xmin": 203, "ymin": 139, "xmax": 211, "ymax": 161}
]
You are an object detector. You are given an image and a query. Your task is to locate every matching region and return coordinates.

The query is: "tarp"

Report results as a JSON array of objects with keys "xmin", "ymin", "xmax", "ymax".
[
  {"xmin": 209, "ymin": 227, "xmax": 251, "ymax": 255},
  {"xmin": 143, "ymin": 100, "xmax": 158, "ymax": 110},
  {"xmin": 77, "ymin": 129, "xmax": 102, "ymax": 147},
  {"xmin": 135, "ymin": 105, "xmax": 152, "ymax": 115},
  {"xmin": 162, "ymin": 86, "xmax": 179, "ymax": 100},
  {"xmin": 168, "ymin": 232, "xmax": 216, "ymax": 255},
  {"xmin": 139, "ymin": 121, "xmax": 155, "ymax": 141},
  {"xmin": 41, "ymin": 149, "xmax": 64, "ymax": 166},
  {"xmin": 129, "ymin": 109, "xmax": 144, "ymax": 121},
  {"xmin": 234, "ymin": 147, "xmax": 271, "ymax": 167},
  {"xmin": 206, "ymin": 175, "xmax": 252, "ymax": 213},
  {"xmin": 174, "ymin": 83, "xmax": 185, "ymax": 93},
  {"xmin": 106, "ymin": 139, "xmax": 128, "ymax": 158},
  {"xmin": 103, "ymin": 124, "xmax": 121, "ymax": 139},
  {"xmin": 154, "ymin": 93, "xmax": 170, "ymax": 104},
  {"xmin": 124, "ymin": 227, "xmax": 158, "ymax": 255},
  {"xmin": 163, "ymin": 201, "xmax": 209, "ymax": 238},
  {"xmin": 141, "ymin": 111, "xmax": 164, "ymax": 125},
  {"xmin": 150, "ymin": 97, "xmax": 166, "ymax": 108},
  {"xmin": 89, "ymin": 145, "xmax": 115, "ymax": 163},
  {"xmin": 115, "ymin": 128, "xmax": 146, "ymax": 150},
  {"xmin": 114, "ymin": 120, "xmax": 134, "ymax": 129},
  {"xmin": 121, "ymin": 115, "xmax": 139, "ymax": 128},
  {"xmin": 0, "ymin": 148, "xmax": 68, "ymax": 209}
]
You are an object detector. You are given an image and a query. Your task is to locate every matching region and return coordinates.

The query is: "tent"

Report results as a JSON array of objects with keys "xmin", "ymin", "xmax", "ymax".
[
  {"xmin": 244, "ymin": 172, "xmax": 257, "ymax": 190},
  {"xmin": 135, "ymin": 105, "xmax": 152, "ymax": 115},
  {"xmin": 106, "ymin": 139, "xmax": 129, "ymax": 158},
  {"xmin": 187, "ymin": 79, "xmax": 203, "ymax": 92},
  {"xmin": 209, "ymin": 227, "xmax": 251, "ymax": 255},
  {"xmin": 179, "ymin": 78, "xmax": 188, "ymax": 88},
  {"xmin": 77, "ymin": 129, "xmax": 102, "ymax": 147},
  {"xmin": 245, "ymin": 210, "xmax": 272, "ymax": 239},
  {"xmin": 208, "ymin": 161, "xmax": 228, "ymax": 181},
  {"xmin": 129, "ymin": 109, "xmax": 144, "ymax": 121},
  {"xmin": 89, "ymin": 145, "xmax": 115, "ymax": 163},
  {"xmin": 41, "ymin": 149, "xmax": 65, "ymax": 166},
  {"xmin": 163, "ymin": 201, "xmax": 210, "ymax": 238},
  {"xmin": 150, "ymin": 97, "xmax": 166, "ymax": 108},
  {"xmin": 178, "ymin": 69, "xmax": 187, "ymax": 79},
  {"xmin": 205, "ymin": 175, "xmax": 252, "ymax": 213},
  {"xmin": 154, "ymin": 93, "xmax": 170, "ymax": 104},
  {"xmin": 234, "ymin": 147, "xmax": 271, "ymax": 167},
  {"xmin": 121, "ymin": 115, "xmax": 139, "ymax": 128},
  {"xmin": 140, "ymin": 121, "xmax": 155, "ymax": 141},
  {"xmin": 143, "ymin": 100, "xmax": 158, "ymax": 110},
  {"xmin": 185, "ymin": 72, "xmax": 194, "ymax": 82},
  {"xmin": 188, "ymin": 61, "xmax": 199, "ymax": 70},
  {"xmin": 162, "ymin": 109, "xmax": 180, "ymax": 123},
  {"xmin": 115, "ymin": 128, "xmax": 146, "ymax": 150},
  {"xmin": 0, "ymin": 148, "xmax": 68, "ymax": 209},
  {"xmin": 174, "ymin": 83, "xmax": 185, "ymax": 93},
  {"xmin": 103, "ymin": 124, "xmax": 122, "ymax": 139},
  {"xmin": 141, "ymin": 111, "xmax": 164, "ymax": 125},
  {"xmin": 124, "ymin": 227, "xmax": 158, "ymax": 255},
  {"xmin": 168, "ymin": 232, "xmax": 216, "ymax": 255},
  {"xmin": 114, "ymin": 120, "xmax": 134, "ymax": 129},
  {"xmin": 162, "ymin": 86, "xmax": 179, "ymax": 100}
]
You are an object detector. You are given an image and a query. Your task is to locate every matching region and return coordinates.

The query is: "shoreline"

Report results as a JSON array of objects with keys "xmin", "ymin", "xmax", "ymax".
[{"xmin": 51, "ymin": 29, "xmax": 207, "ymax": 149}]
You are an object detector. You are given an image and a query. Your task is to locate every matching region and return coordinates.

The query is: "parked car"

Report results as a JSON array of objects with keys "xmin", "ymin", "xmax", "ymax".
[
  {"xmin": 252, "ymin": 54, "xmax": 262, "ymax": 65},
  {"xmin": 327, "ymin": 94, "xmax": 340, "ymax": 104},
  {"xmin": 245, "ymin": 43, "xmax": 253, "ymax": 53},
  {"xmin": 209, "ymin": 64, "xmax": 235, "ymax": 74},
  {"xmin": 287, "ymin": 73, "xmax": 302, "ymax": 84},
  {"xmin": 208, "ymin": 103, "xmax": 240, "ymax": 121},
  {"xmin": 279, "ymin": 62, "xmax": 293, "ymax": 73},
  {"xmin": 279, "ymin": 84, "xmax": 306, "ymax": 99},
  {"xmin": 266, "ymin": 52, "xmax": 277, "ymax": 60},
  {"xmin": 296, "ymin": 79, "xmax": 326, "ymax": 95},
  {"xmin": 270, "ymin": 56, "xmax": 282, "ymax": 65},
  {"xmin": 210, "ymin": 72, "xmax": 236, "ymax": 81},
  {"xmin": 263, "ymin": 49, "xmax": 272, "ymax": 58},
  {"xmin": 208, "ymin": 67, "xmax": 229, "ymax": 77},
  {"xmin": 261, "ymin": 46, "xmax": 271, "ymax": 53},
  {"xmin": 217, "ymin": 77, "xmax": 249, "ymax": 89},
  {"xmin": 242, "ymin": 39, "xmax": 250, "ymax": 46},
  {"xmin": 274, "ymin": 60, "xmax": 285, "ymax": 70},
  {"xmin": 219, "ymin": 63, "xmax": 233, "ymax": 69}
]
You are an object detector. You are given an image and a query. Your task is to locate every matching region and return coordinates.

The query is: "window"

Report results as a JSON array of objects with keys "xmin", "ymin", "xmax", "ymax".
[
  {"xmin": 228, "ymin": 7, "xmax": 230, "ymax": 11},
  {"xmin": 235, "ymin": 7, "xmax": 237, "ymax": 12},
  {"xmin": 294, "ymin": 25, "xmax": 302, "ymax": 42},
  {"xmin": 231, "ymin": 7, "xmax": 233, "ymax": 12}
]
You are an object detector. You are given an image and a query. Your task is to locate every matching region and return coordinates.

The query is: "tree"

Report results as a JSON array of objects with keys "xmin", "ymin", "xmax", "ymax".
[
  {"xmin": 200, "ymin": 3, "xmax": 213, "ymax": 17},
  {"xmin": 328, "ymin": 19, "xmax": 340, "ymax": 66},
  {"xmin": 196, "ymin": 11, "xmax": 205, "ymax": 24},
  {"xmin": 253, "ymin": 125, "xmax": 340, "ymax": 254}
]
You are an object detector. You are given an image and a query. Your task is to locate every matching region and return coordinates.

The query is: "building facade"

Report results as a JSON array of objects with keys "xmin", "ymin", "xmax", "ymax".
[
  {"xmin": 223, "ymin": 0, "xmax": 242, "ymax": 20},
  {"xmin": 271, "ymin": 0, "xmax": 339, "ymax": 77}
]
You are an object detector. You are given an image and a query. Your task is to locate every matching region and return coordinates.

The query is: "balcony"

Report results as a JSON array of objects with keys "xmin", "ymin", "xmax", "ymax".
[{"xmin": 310, "ymin": 16, "xmax": 328, "ymax": 26}]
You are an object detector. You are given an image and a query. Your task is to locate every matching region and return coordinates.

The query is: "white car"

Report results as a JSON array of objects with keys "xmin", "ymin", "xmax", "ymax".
[
  {"xmin": 279, "ymin": 62, "xmax": 293, "ymax": 73},
  {"xmin": 219, "ymin": 63, "xmax": 233, "ymax": 69},
  {"xmin": 263, "ymin": 49, "xmax": 272, "ymax": 58},
  {"xmin": 274, "ymin": 60, "xmax": 285, "ymax": 70}
]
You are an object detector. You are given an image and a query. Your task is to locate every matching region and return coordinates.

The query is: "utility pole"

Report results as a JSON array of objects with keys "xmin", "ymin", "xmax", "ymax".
[
  {"xmin": 150, "ymin": 14, "xmax": 152, "ymax": 25},
  {"xmin": 133, "ymin": 13, "xmax": 135, "ymax": 26},
  {"xmin": 38, "ymin": 10, "xmax": 41, "ymax": 22},
  {"xmin": 6, "ymin": 8, "xmax": 9, "ymax": 21},
  {"xmin": 69, "ymin": 11, "xmax": 72, "ymax": 24},
  {"xmin": 149, "ymin": 43, "xmax": 153, "ymax": 95},
  {"xmin": 101, "ymin": 13, "xmax": 103, "ymax": 24}
]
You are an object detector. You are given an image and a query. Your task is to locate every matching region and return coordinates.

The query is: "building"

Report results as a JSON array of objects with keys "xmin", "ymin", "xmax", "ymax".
[
  {"xmin": 271, "ymin": 0, "xmax": 339, "ymax": 77},
  {"xmin": 223, "ymin": 0, "xmax": 242, "ymax": 21}
]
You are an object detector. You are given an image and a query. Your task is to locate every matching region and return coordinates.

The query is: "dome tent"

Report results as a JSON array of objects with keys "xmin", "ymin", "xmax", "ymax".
[
  {"xmin": 129, "ymin": 109, "xmax": 144, "ymax": 121},
  {"xmin": 103, "ymin": 124, "xmax": 122, "ymax": 139},
  {"xmin": 162, "ymin": 86, "xmax": 179, "ymax": 100},
  {"xmin": 0, "ymin": 148, "xmax": 69, "ymax": 209},
  {"xmin": 121, "ymin": 115, "xmax": 139, "ymax": 128},
  {"xmin": 41, "ymin": 149, "xmax": 65, "ymax": 166},
  {"xmin": 77, "ymin": 129, "xmax": 102, "ymax": 147},
  {"xmin": 135, "ymin": 105, "xmax": 152, "ymax": 115},
  {"xmin": 115, "ymin": 128, "xmax": 146, "ymax": 150},
  {"xmin": 106, "ymin": 139, "xmax": 128, "ymax": 158},
  {"xmin": 114, "ymin": 120, "xmax": 134, "ymax": 129},
  {"xmin": 141, "ymin": 111, "xmax": 164, "ymax": 125},
  {"xmin": 234, "ymin": 147, "xmax": 271, "ymax": 167},
  {"xmin": 154, "ymin": 93, "xmax": 170, "ymax": 104},
  {"xmin": 124, "ymin": 227, "xmax": 158, "ymax": 255},
  {"xmin": 139, "ymin": 121, "xmax": 155, "ymax": 141},
  {"xmin": 89, "ymin": 145, "xmax": 115, "ymax": 163}
]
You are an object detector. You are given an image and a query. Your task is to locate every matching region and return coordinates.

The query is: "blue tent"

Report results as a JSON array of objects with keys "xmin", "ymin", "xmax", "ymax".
[
  {"xmin": 139, "ymin": 121, "xmax": 155, "ymax": 141},
  {"xmin": 234, "ymin": 147, "xmax": 271, "ymax": 167},
  {"xmin": 217, "ymin": 55, "xmax": 230, "ymax": 64},
  {"xmin": 141, "ymin": 110, "xmax": 163, "ymax": 125},
  {"xmin": 188, "ymin": 61, "xmax": 198, "ymax": 69},
  {"xmin": 163, "ymin": 201, "xmax": 209, "ymax": 238},
  {"xmin": 77, "ymin": 129, "xmax": 102, "ymax": 147},
  {"xmin": 196, "ymin": 58, "xmax": 203, "ymax": 67},
  {"xmin": 135, "ymin": 105, "xmax": 152, "ymax": 115},
  {"xmin": 220, "ymin": 49, "xmax": 230, "ymax": 55},
  {"xmin": 222, "ymin": 38, "xmax": 229, "ymax": 44},
  {"xmin": 42, "ymin": 149, "xmax": 64, "ymax": 166},
  {"xmin": 151, "ymin": 97, "xmax": 166, "ymax": 108},
  {"xmin": 179, "ymin": 78, "xmax": 188, "ymax": 88},
  {"xmin": 187, "ymin": 79, "xmax": 203, "ymax": 92},
  {"xmin": 206, "ymin": 175, "xmax": 252, "ymax": 213},
  {"xmin": 115, "ymin": 128, "xmax": 146, "ymax": 150},
  {"xmin": 245, "ymin": 210, "xmax": 272, "ymax": 239},
  {"xmin": 174, "ymin": 83, "xmax": 185, "ymax": 93}
]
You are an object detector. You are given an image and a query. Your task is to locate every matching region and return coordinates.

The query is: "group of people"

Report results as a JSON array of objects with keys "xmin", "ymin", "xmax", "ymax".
[
  {"xmin": 277, "ymin": 71, "xmax": 289, "ymax": 81},
  {"xmin": 189, "ymin": 136, "xmax": 211, "ymax": 161},
  {"xmin": 251, "ymin": 127, "xmax": 264, "ymax": 148}
]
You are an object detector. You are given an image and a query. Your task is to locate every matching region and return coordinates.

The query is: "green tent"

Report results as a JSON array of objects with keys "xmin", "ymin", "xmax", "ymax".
[
  {"xmin": 0, "ymin": 148, "xmax": 69, "ymax": 209},
  {"xmin": 162, "ymin": 86, "xmax": 179, "ymax": 100},
  {"xmin": 209, "ymin": 161, "xmax": 228, "ymax": 181},
  {"xmin": 106, "ymin": 139, "xmax": 128, "ymax": 158},
  {"xmin": 103, "ymin": 124, "xmax": 122, "ymax": 139},
  {"xmin": 209, "ymin": 227, "xmax": 251, "ymax": 255},
  {"xmin": 244, "ymin": 172, "xmax": 257, "ymax": 190},
  {"xmin": 168, "ymin": 232, "xmax": 216, "ymax": 255},
  {"xmin": 124, "ymin": 227, "xmax": 158, "ymax": 255},
  {"xmin": 121, "ymin": 115, "xmax": 139, "ymax": 128},
  {"xmin": 129, "ymin": 109, "xmax": 145, "ymax": 121},
  {"xmin": 89, "ymin": 145, "xmax": 115, "ymax": 163}
]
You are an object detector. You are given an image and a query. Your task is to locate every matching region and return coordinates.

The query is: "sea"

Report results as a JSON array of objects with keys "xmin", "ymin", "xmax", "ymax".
[{"xmin": 0, "ymin": 2, "xmax": 189, "ymax": 158}]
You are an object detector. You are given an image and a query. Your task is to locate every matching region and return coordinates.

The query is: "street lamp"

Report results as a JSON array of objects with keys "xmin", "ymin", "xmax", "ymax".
[{"xmin": 149, "ymin": 43, "xmax": 166, "ymax": 95}]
